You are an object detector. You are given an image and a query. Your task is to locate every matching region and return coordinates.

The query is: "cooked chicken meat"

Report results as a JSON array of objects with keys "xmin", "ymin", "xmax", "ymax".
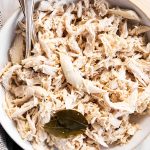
[{"xmin": 0, "ymin": 0, "xmax": 150, "ymax": 150}]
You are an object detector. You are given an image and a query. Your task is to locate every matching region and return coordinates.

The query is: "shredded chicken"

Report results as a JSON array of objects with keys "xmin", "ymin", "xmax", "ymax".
[
  {"xmin": 108, "ymin": 8, "xmax": 140, "ymax": 21},
  {"xmin": 129, "ymin": 25, "xmax": 150, "ymax": 36},
  {"xmin": 0, "ymin": 0, "xmax": 150, "ymax": 150},
  {"xmin": 9, "ymin": 34, "xmax": 24, "ymax": 64}
]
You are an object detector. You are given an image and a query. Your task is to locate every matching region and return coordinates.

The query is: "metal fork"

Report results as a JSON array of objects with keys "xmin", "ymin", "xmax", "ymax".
[
  {"xmin": 24, "ymin": 0, "xmax": 34, "ymax": 57},
  {"xmin": 19, "ymin": 0, "xmax": 38, "ymax": 44},
  {"xmin": 18, "ymin": 0, "xmax": 35, "ymax": 58}
]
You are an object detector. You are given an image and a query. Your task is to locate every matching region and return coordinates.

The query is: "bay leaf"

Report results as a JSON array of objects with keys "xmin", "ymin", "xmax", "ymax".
[{"xmin": 44, "ymin": 109, "xmax": 88, "ymax": 138}]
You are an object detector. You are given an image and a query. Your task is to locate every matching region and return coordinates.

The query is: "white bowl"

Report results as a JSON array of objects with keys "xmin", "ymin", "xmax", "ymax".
[{"xmin": 0, "ymin": 1, "xmax": 150, "ymax": 150}]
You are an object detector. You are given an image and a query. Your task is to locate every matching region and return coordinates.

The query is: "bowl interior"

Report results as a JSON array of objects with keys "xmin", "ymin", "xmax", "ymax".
[
  {"xmin": 0, "ymin": 9, "xmax": 33, "ymax": 150},
  {"xmin": 0, "ymin": 1, "xmax": 150, "ymax": 150}
]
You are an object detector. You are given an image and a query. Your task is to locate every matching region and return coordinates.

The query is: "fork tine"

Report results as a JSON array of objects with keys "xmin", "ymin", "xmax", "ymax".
[
  {"xmin": 18, "ymin": 0, "xmax": 38, "ymax": 45},
  {"xmin": 24, "ymin": 0, "xmax": 34, "ymax": 58}
]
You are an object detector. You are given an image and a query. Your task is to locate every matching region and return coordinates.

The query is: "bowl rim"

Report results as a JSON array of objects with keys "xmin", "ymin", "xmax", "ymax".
[
  {"xmin": 0, "ymin": 8, "xmax": 33, "ymax": 150},
  {"xmin": 0, "ymin": 1, "xmax": 150, "ymax": 150}
]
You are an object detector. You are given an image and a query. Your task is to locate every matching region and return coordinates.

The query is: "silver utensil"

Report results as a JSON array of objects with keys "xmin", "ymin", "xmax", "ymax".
[
  {"xmin": 19, "ymin": 0, "xmax": 35, "ymax": 57},
  {"xmin": 19, "ymin": 0, "xmax": 38, "ymax": 57},
  {"xmin": 24, "ymin": 0, "xmax": 34, "ymax": 58},
  {"xmin": 19, "ymin": 0, "xmax": 39, "ymax": 43}
]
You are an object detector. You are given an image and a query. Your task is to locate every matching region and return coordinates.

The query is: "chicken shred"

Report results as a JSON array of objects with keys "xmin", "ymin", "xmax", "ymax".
[
  {"xmin": 0, "ymin": 0, "xmax": 150, "ymax": 150},
  {"xmin": 9, "ymin": 34, "xmax": 24, "ymax": 64}
]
